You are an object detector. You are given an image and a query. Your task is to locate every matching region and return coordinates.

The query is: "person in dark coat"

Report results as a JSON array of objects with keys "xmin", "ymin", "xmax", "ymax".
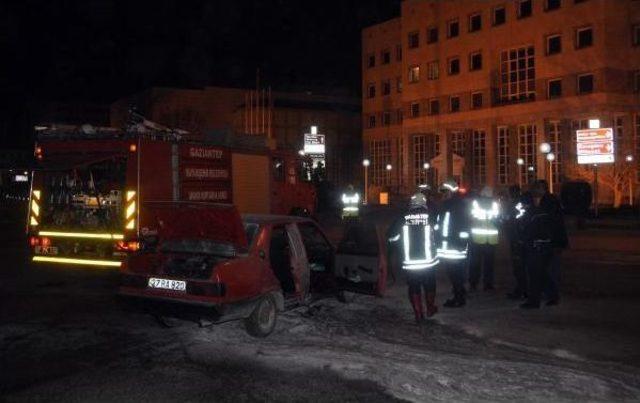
[
  {"xmin": 539, "ymin": 182, "xmax": 568, "ymax": 305},
  {"xmin": 505, "ymin": 185, "xmax": 529, "ymax": 300}
]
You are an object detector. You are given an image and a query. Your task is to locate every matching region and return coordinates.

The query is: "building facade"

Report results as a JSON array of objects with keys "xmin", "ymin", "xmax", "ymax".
[
  {"xmin": 363, "ymin": 0, "xmax": 640, "ymax": 205},
  {"xmin": 111, "ymin": 86, "xmax": 361, "ymax": 186}
]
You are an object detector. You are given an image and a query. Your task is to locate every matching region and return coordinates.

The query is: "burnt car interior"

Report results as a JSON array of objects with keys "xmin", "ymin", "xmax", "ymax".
[
  {"xmin": 298, "ymin": 222, "xmax": 336, "ymax": 293},
  {"xmin": 269, "ymin": 226, "xmax": 296, "ymax": 295}
]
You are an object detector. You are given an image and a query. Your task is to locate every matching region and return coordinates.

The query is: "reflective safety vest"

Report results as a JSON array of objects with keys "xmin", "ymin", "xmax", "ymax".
[
  {"xmin": 470, "ymin": 198, "xmax": 500, "ymax": 245},
  {"xmin": 341, "ymin": 192, "xmax": 360, "ymax": 218},
  {"xmin": 436, "ymin": 211, "xmax": 469, "ymax": 260},
  {"xmin": 389, "ymin": 212, "xmax": 439, "ymax": 270}
]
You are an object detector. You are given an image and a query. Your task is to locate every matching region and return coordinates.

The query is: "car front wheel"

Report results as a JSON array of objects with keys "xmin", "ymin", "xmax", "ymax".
[{"xmin": 244, "ymin": 295, "xmax": 277, "ymax": 337}]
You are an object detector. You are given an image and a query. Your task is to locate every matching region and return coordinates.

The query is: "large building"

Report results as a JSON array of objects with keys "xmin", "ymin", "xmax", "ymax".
[
  {"xmin": 362, "ymin": 0, "xmax": 640, "ymax": 205},
  {"xmin": 111, "ymin": 86, "xmax": 361, "ymax": 186}
]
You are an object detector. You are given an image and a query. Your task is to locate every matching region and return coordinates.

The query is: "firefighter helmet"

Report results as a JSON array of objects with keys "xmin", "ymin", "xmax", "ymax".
[{"xmin": 439, "ymin": 179, "xmax": 459, "ymax": 193}]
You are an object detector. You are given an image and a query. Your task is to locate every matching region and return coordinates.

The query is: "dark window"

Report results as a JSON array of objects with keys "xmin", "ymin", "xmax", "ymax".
[
  {"xmin": 576, "ymin": 27, "xmax": 593, "ymax": 49},
  {"xmin": 448, "ymin": 57, "xmax": 460, "ymax": 75},
  {"xmin": 396, "ymin": 44, "xmax": 403, "ymax": 61},
  {"xmin": 469, "ymin": 13, "xmax": 482, "ymax": 32},
  {"xmin": 545, "ymin": 0, "xmax": 561, "ymax": 11},
  {"xmin": 633, "ymin": 25, "xmax": 640, "ymax": 46},
  {"xmin": 368, "ymin": 115, "xmax": 376, "ymax": 128},
  {"xmin": 427, "ymin": 26, "xmax": 439, "ymax": 43},
  {"xmin": 448, "ymin": 20, "xmax": 459, "ymax": 38},
  {"xmin": 635, "ymin": 71, "xmax": 640, "ymax": 93},
  {"xmin": 548, "ymin": 79, "xmax": 562, "ymax": 98},
  {"xmin": 396, "ymin": 76, "xmax": 403, "ymax": 93},
  {"xmin": 382, "ymin": 80, "xmax": 391, "ymax": 95},
  {"xmin": 383, "ymin": 112, "xmax": 391, "ymax": 126},
  {"xmin": 429, "ymin": 99, "xmax": 440, "ymax": 115},
  {"xmin": 578, "ymin": 74, "xmax": 594, "ymax": 94},
  {"xmin": 410, "ymin": 102, "xmax": 420, "ymax": 118},
  {"xmin": 472, "ymin": 92, "xmax": 483, "ymax": 108},
  {"xmin": 574, "ymin": 0, "xmax": 587, "ymax": 3},
  {"xmin": 273, "ymin": 157, "xmax": 285, "ymax": 182},
  {"xmin": 397, "ymin": 109, "xmax": 404, "ymax": 123},
  {"xmin": 450, "ymin": 96, "xmax": 461, "ymax": 113},
  {"xmin": 518, "ymin": 0, "xmax": 533, "ymax": 18},
  {"xmin": 408, "ymin": 31, "xmax": 420, "ymax": 48},
  {"xmin": 493, "ymin": 6, "xmax": 506, "ymax": 26},
  {"xmin": 382, "ymin": 50, "xmax": 391, "ymax": 65},
  {"xmin": 367, "ymin": 54, "xmax": 375, "ymax": 68},
  {"xmin": 470, "ymin": 52, "xmax": 482, "ymax": 71},
  {"xmin": 367, "ymin": 84, "xmax": 375, "ymax": 98},
  {"xmin": 546, "ymin": 35, "xmax": 562, "ymax": 55}
]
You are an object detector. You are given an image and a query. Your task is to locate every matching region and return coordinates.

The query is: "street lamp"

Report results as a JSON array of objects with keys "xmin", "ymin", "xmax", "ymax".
[
  {"xmin": 423, "ymin": 162, "xmax": 430, "ymax": 188},
  {"xmin": 298, "ymin": 149, "xmax": 305, "ymax": 156},
  {"xmin": 626, "ymin": 155, "xmax": 634, "ymax": 207},
  {"xmin": 516, "ymin": 158, "xmax": 524, "ymax": 188},
  {"xmin": 539, "ymin": 142, "xmax": 551, "ymax": 154},
  {"xmin": 546, "ymin": 152, "xmax": 555, "ymax": 193},
  {"xmin": 588, "ymin": 119, "xmax": 601, "ymax": 129},
  {"xmin": 362, "ymin": 159, "xmax": 370, "ymax": 204},
  {"xmin": 385, "ymin": 163, "xmax": 392, "ymax": 188}
]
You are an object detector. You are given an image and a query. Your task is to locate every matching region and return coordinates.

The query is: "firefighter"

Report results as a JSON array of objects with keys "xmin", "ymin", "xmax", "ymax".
[
  {"xmin": 468, "ymin": 186, "xmax": 500, "ymax": 291},
  {"xmin": 520, "ymin": 180, "xmax": 559, "ymax": 309},
  {"xmin": 341, "ymin": 184, "xmax": 360, "ymax": 220},
  {"xmin": 388, "ymin": 191, "xmax": 439, "ymax": 324},
  {"xmin": 506, "ymin": 186, "xmax": 529, "ymax": 300},
  {"xmin": 436, "ymin": 179, "xmax": 471, "ymax": 308}
]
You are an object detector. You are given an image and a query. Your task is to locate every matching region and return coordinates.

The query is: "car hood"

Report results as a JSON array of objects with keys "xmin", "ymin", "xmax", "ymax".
[{"xmin": 142, "ymin": 202, "xmax": 248, "ymax": 249}]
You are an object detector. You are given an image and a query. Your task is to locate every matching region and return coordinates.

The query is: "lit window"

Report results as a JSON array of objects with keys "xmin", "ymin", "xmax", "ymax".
[
  {"xmin": 577, "ymin": 73, "xmax": 594, "ymax": 94},
  {"xmin": 499, "ymin": 45, "xmax": 536, "ymax": 102},
  {"xmin": 427, "ymin": 26, "xmax": 438, "ymax": 44},
  {"xmin": 547, "ymin": 121, "xmax": 562, "ymax": 186},
  {"xmin": 370, "ymin": 139, "xmax": 391, "ymax": 185},
  {"xmin": 546, "ymin": 34, "xmax": 562, "ymax": 55},
  {"xmin": 518, "ymin": 0, "xmax": 533, "ymax": 18},
  {"xmin": 427, "ymin": 61, "xmax": 439, "ymax": 80},
  {"xmin": 449, "ymin": 96, "xmax": 460, "ymax": 113},
  {"xmin": 448, "ymin": 57, "xmax": 460, "ymax": 75},
  {"xmin": 548, "ymin": 79, "xmax": 562, "ymax": 98},
  {"xmin": 410, "ymin": 102, "xmax": 420, "ymax": 118},
  {"xmin": 409, "ymin": 65, "xmax": 420, "ymax": 83},
  {"xmin": 408, "ymin": 31, "xmax": 420, "ymax": 49},
  {"xmin": 493, "ymin": 6, "xmax": 506, "ymax": 26},
  {"xmin": 576, "ymin": 26, "xmax": 593, "ymax": 49},
  {"xmin": 469, "ymin": 13, "xmax": 482, "ymax": 32},
  {"xmin": 447, "ymin": 19, "xmax": 459, "ymax": 38},
  {"xmin": 413, "ymin": 135, "xmax": 428, "ymax": 186},
  {"xmin": 469, "ymin": 52, "xmax": 482, "ymax": 71}
]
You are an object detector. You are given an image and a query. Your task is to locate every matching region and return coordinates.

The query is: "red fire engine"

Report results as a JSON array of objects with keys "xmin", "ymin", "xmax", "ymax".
[{"xmin": 27, "ymin": 125, "xmax": 316, "ymax": 268}]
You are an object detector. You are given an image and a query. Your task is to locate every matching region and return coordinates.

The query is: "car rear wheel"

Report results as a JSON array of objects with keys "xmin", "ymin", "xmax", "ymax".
[{"xmin": 245, "ymin": 295, "xmax": 277, "ymax": 337}]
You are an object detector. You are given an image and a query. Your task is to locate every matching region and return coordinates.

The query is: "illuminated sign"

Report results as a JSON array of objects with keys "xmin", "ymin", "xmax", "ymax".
[
  {"xmin": 576, "ymin": 128, "xmax": 614, "ymax": 164},
  {"xmin": 14, "ymin": 174, "xmax": 29, "ymax": 182},
  {"xmin": 304, "ymin": 133, "xmax": 325, "ymax": 155}
]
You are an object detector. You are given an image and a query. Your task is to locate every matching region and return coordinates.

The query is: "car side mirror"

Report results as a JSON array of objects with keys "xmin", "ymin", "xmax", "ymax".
[{"xmin": 259, "ymin": 250, "xmax": 266, "ymax": 260}]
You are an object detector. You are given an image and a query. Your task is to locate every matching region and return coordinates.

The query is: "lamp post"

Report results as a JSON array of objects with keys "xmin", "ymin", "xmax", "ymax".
[
  {"xmin": 386, "ymin": 163, "xmax": 392, "ymax": 190},
  {"xmin": 423, "ymin": 162, "xmax": 430, "ymax": 188},
  {"xmin": 362, "ymin": 159, "xmax": 370, "ymax": 205},
  {"xmin": 516, "ymin": 158, "xmax": 524, "ymax": 188},
  {"xmin": 626, "ymin": 155, "xmax": 634, "ymax": 207},
  {"xmin": 546, "ymin": 152, "xmax": 555, "ymax": 193}
]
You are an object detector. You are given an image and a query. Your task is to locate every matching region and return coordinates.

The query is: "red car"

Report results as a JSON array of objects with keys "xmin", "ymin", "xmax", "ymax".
[{"xmin": 120, "ymin": 202, "xmax": 387, "ymax": 337}]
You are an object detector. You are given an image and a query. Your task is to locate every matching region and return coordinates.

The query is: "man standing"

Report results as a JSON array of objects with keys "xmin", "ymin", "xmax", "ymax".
[
  {"xmin": 520, "ymin": 180, "xmax": 565, "ymax": 309},
  {"xmin": 341, "ymin": 184, "xmax": 360, "ymax": 220},
  {"xmin": 468, "ymin": 186, "xmax": 500, "ymax": 291},
  {"xmin": 436, "ymin": 179, "xmax": 471, "ymax": 308},
  {"xmin": 505, "ymin": 186, "xmax": 530, "ymax": 300},
  {"xmin": 540, "ymin": 182, "xmax": 568, "ymax": 305},
  {"xmin": 388, "ymin": 191, "xmax": 440, "ymax": 324}
]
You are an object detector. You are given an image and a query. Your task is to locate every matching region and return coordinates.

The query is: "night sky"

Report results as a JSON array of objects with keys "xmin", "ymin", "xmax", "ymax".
[{"xmin": 1, "ymin": 0, "xmax": 399, "ymax": 105}]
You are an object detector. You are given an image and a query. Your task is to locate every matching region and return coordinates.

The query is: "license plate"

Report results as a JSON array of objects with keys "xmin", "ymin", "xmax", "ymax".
[
  {"xmin": 35, "ymin": 246, "xmax": 59, "ymax": 255},
  {"xmin": 148, "ymin": 277, "xmax": 186, "ymax": 292}
]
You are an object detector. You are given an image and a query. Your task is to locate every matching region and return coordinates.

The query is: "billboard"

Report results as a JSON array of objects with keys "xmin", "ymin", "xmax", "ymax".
[
  {"xmin": 576, "ymin": 128, "xmax": 614, "ymax": 164},
  {"xmin": 303, "ymin": 133, "xmax": 326, "ymax": 155}
]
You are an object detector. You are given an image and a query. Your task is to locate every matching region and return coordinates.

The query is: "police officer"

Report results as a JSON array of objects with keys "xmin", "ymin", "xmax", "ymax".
[
  {"xmin": 341, "ymin": 184, "xmax": 360, "ymax": 220},
  {"xmin": 520, "ymin": 180, "xmax": 558, "ymax": 309},
  {"xmin": 436, "ymin": 179, "xmax": 471, "ymax": 308},
  {"xmin": 469, "ymin": 186, "xmax": 500, "ymax": 291},
  {"xmin": 388, "ymin": 191, "xmax": 439, "ymax": 323}
]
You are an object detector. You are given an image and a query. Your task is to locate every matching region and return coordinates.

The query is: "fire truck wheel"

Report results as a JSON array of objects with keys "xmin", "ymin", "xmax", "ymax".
[{"xmin": 245, "ymin": 295, "xmax": 277, "ymax": 338}]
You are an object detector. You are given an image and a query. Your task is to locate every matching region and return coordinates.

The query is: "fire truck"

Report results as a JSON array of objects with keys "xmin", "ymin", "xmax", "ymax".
[{"xmin": 27, "ymin": 124, "xmax": 316, "ymax": 268}]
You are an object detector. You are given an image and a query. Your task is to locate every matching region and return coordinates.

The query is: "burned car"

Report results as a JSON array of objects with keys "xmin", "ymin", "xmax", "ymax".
[{"xmin": 119, "ymin": 202, "xmax": 386, "ymax": 337}]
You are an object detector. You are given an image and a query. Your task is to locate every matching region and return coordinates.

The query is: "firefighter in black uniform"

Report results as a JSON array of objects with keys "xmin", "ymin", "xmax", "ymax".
[
  {"xmin": 388, "ymin": 191, "xmax": 439, "ymax": 324},
  {"xmin": 506, "ymin": 185, "xmax": 530, "ymax": 300},
  {"xmin": 520, "ymin": 180, "xmax": 566, "ymax": 309},
  {"xmin": 436, "ymin": 179, "xmax": 471, "ymax": 308}
]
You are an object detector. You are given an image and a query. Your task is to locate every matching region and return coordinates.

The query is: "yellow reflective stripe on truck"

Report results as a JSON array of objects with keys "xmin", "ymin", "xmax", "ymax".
[
  {"xmin": 32, "ymin": 256, "xmax": 121, "ymax": 267},
  {"xmin": 38, "ymin": 231, "xmax": 124, "ymax": 240}
]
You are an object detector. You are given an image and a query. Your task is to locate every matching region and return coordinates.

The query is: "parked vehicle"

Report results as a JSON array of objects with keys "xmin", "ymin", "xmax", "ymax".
[
  {"xmin": 27, "ymin": 125, "xmax": 315, "ymax": 268},
  {"xmin": 119, "ymin": 202, "xmax": 387, "ymax": 337}
]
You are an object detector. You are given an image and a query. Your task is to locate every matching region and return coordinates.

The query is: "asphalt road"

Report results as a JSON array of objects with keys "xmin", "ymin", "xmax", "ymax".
[{"xmin": 2, "ymin": 206, "xmax": 640, "ymax": 402}]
